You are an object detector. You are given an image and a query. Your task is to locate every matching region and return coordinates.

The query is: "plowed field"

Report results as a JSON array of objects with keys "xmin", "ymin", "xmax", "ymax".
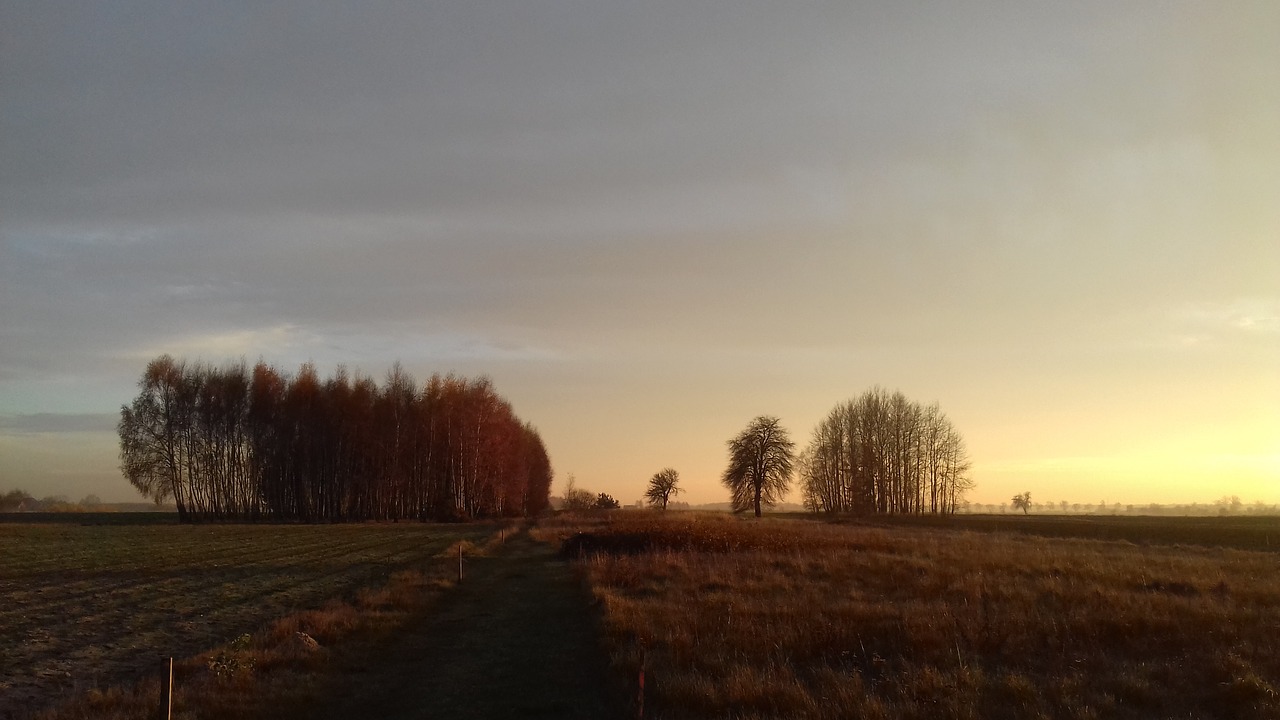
[{"xmin": 0, "ymin": 518, "xmax": 493, "ymax": 720}]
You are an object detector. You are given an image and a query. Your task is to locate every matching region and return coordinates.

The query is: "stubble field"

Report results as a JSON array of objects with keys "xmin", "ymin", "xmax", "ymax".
[
  {"xmin": 0, "ymin": 516, "xmax": 495, "ymax": 720},
  {"xmin": 544, "ymin": 512, "xmax": 1280, "ymax": 720}
]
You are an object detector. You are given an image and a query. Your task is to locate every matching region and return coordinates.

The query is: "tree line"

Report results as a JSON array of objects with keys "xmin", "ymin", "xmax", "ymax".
[
  {"xmin": 118, "ymin": 355, "xmax": 552, "ymax": 522},
  {"xmin": 797, "ymin": 388, "xmax": 972, "ymax": 514},
  {"xmin": 0, "ymin": 490, "xmax": 106, "ymax": 513},
  {"xmin": 719, "ymin": 388, "xmax": 972, "ymax": 516}
]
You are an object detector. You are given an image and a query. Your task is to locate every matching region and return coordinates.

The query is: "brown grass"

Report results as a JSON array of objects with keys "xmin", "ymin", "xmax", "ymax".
[{"xmin": 543, "ymin": 512, "xmax": 1280, "ymax": 720}]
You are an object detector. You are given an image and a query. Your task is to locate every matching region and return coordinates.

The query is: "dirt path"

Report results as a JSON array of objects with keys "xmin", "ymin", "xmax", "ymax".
[{"xmin": 305, "ymin": 530, "xmax": 626, "ymax": 719}]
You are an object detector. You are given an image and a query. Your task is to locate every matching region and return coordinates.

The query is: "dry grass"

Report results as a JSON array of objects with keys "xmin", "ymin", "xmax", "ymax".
[{"xmin": 544, "ymin": 512, "xmax": 1280, "ymax": 720}]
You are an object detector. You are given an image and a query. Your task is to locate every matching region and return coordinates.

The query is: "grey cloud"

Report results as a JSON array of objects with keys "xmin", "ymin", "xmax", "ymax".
[
  {"xmin": 2, "ymin": 1, "xmax": 1114, "ymax": 228},
  {"xmin": 0, "ymin": 413, "xmax": 119, "ymax": 435},
  {"xmin": 2, "ymin": 2, "xmax": 1275, "ymax": 383}
]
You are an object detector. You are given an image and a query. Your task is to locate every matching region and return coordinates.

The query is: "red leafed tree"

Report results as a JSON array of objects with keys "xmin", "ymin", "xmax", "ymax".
[{"xmin": 119, "ymin": 357, "xmax": 552, "ymax": 522}]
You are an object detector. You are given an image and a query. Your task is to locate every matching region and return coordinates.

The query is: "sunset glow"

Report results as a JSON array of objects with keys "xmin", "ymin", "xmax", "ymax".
[{"xmin": 1, "ymin": 2, "xmax": 1276, "ymax": 509}]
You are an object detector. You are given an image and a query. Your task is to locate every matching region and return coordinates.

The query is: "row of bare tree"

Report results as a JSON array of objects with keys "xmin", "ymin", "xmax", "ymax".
[
  {"xmin": 799, "ymin": 388, "xmax": 972, "ymax": 514},
  {"xmin": 118, "ymin": 355, "xmax": 552, "ymax": 522}
]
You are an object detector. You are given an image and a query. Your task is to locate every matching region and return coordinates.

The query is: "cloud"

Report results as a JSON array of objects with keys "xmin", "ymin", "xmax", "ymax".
[
  {"xmin": 1168, "ymin": 298, "xmax": 1280, "ymax": 348},
  {"xmin": 1189, "ymin": 299, "xmax": 1280, "ymax": 335},
  {"xmin": 0, "ymin": 413, "xmax": 118, "ymax": 435},
  {"xmin": 122, "ymin": 323, "xmax": 561, "ymax": 374},
  {"xmin": 126, "ymin": 325, "xmax": 312, "ymax": 363}
]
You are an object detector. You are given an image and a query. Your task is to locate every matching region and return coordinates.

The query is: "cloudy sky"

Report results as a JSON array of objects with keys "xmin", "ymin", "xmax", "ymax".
[{"xmin": 2, "ymin": 1, "xmax": 1277, "ymax": 507}]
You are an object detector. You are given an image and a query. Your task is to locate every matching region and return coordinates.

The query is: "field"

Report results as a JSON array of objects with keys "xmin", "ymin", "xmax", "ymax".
[
  {"xmin": 7, "ymin": 511, "xmax": 1280, "ymax": 720},
  {"xmin": 854, "ymin": 512, "xmax": 1280, "ymax": 552},
  {"xmin": 541, "ymin": 512, "xmax": 1280, "ymax": 720},
  {"xmin": 0, "ymin": 515, "xmax": 498, "ymax": 720}
]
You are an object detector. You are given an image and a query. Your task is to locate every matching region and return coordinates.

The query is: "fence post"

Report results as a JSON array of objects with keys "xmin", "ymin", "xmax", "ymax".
[
  {"xmin": 636, "ymin": 649, "xmax": 646, "ymax": 720},
  {"xmin": 160, "ymin": 656, "xmax": 173, "ymax": 720},
  {"xmin": 458, "ymin": 544, "xmax": 464, "ymax": 583}
]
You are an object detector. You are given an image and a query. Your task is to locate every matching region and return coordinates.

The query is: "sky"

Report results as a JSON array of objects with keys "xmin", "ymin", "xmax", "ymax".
[{"xmin": 1, "ymin": 1, "xmax": 1277, "ymax": 508}]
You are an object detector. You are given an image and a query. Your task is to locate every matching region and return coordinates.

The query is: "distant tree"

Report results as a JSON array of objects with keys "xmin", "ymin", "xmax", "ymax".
[
  {"xmin": 561, "ymin": 475, "xmax": 595, "ymax": 512},
  {"xmin": 1216, "ymin": 495, "xmax": 1244, "ymax": 514},
  {"xmin": 723, "ymin": 416, "xmax": 795, "ymax": 518},
  {"xmin": 645, "ymin": 468, "xmax": 682, "ymax": 510},
  {"xmin": 80, "ymin": 494, "xmax": 103, "ymax": 507},
  {"xmin": 1011, "ymin": 491, "xmax": 1031, "ymax": 515},
  {"xmin": 594, "ymin": 493, "xmax": 620, "ymax": 510},
  {"xmin": 1, "ymin": 489, "xmax": 34, "ymax": 512},
  {"xmin": 39, "ymin": 495, "xmax": 73, "ymax": 512},
  {"xmin": 1060, "ymin": 500, "xmax": 1069, "ymax": 513}
]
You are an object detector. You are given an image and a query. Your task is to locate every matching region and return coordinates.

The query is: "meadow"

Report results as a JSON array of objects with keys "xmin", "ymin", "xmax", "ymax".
[
  {"xmin": 543, "ymin": 512, "xmax": 1280, "ymax": 720},
  {"xmin": 0, "ymin": 516, "xmax": 500, "ymax": 719}
]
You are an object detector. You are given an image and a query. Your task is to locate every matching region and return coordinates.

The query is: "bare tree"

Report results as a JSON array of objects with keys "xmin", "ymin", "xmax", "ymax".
[
  {"xmin": 799, "ymin": 388, "xmax": 971, "ymax": 516},
  {"xmin": 644, "ymin": 468, "xmax": 682, "ymax": 510},
  {"xmin": 722, "ymin": 416, "xmax": 795, "ymax": 517},
  {"xmin": 561, "ymin": 474, "xmax": 595, "ymax": 512},
  {"xmin": 119, "ymin": 355, "xmax": 552, "ymax": 522},
  {"xmin": 118, "ymin": 355, "xmax": 193, "ymax": 519},
  {"xmin": 1011, "ymin": 491, "xmax": 1031, "ymax": 515}
]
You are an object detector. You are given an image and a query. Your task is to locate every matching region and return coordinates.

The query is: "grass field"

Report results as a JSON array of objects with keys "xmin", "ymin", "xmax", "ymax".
[
  {"xmin": 543, "ymin": 512, "xmax": 1280, "ymax": 720},
  {"xmin": 0, "ymin": 516, "xmax": 498, "ymax": 720},
  {"xmin": 850, "ymin": 512, "xmax": 1280, "ymax": 553}
]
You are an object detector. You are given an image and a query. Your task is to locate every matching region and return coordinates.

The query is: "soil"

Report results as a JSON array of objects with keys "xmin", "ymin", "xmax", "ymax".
[
  {"xmin": 301, "ymin": 530, "xmax": 628, "ymax": 720},
  {"xmin": 0, "ymin": 523, "xmax": 491, "ymax": 720}
]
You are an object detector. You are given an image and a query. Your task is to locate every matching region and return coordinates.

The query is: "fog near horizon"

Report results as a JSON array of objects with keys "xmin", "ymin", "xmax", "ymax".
[{"xmin": 2, "ymin": 2, "xmax": 1277, "ymax": 507}]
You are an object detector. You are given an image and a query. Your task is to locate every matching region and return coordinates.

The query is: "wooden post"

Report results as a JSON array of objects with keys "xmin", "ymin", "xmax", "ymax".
[
  {"xmin": 458, "ymin": 544, "xmax": 464, "ymax": 583},
  {"xmin": 636, "ymin": 649, "xmax": 646, "ymax": 720},
  {"xmin": 161, "ymin": 657, "xmax": 173, "ymax": 720}
]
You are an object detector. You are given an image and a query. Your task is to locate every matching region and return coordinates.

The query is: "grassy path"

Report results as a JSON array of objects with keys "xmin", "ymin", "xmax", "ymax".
[{"xmin": 305, "ymin": 529, "xmax": 624, "ymax": 719}]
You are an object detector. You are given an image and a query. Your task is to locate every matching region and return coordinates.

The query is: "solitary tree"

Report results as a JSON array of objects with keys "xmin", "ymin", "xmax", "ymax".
[
  {"xmin": 722, "ymin": 416, "xmax": 795, "ymax": 517},
  {"xmin": 594, "ymin": 492, "xmax": 620, "ymax": 510},
  {"xmin": 645, "ymin": 468, "xmax": 682, "ymax": 510},
  {"xmin": 1011, "ymin": 491, "xmax": 1032, "ymax": 515}
]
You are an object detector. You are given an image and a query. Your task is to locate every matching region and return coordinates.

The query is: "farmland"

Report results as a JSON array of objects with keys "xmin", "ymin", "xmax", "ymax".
[
  {"xmin": 543, "ymin": 512, "xmax": 1280, "ymax": 720},
  {"xmin": 7, "ymin": 511, "xmax": 1280, "ymax": 720},
  {"xmin": 0, "ymin": 516, "xmax": 497, "ymax": 719}
]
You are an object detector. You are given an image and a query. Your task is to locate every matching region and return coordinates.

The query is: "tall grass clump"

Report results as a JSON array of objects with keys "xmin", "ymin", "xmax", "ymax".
[{"xmin": 559, "ymin": 512, "xmax": 1280, "ymax": 719}]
